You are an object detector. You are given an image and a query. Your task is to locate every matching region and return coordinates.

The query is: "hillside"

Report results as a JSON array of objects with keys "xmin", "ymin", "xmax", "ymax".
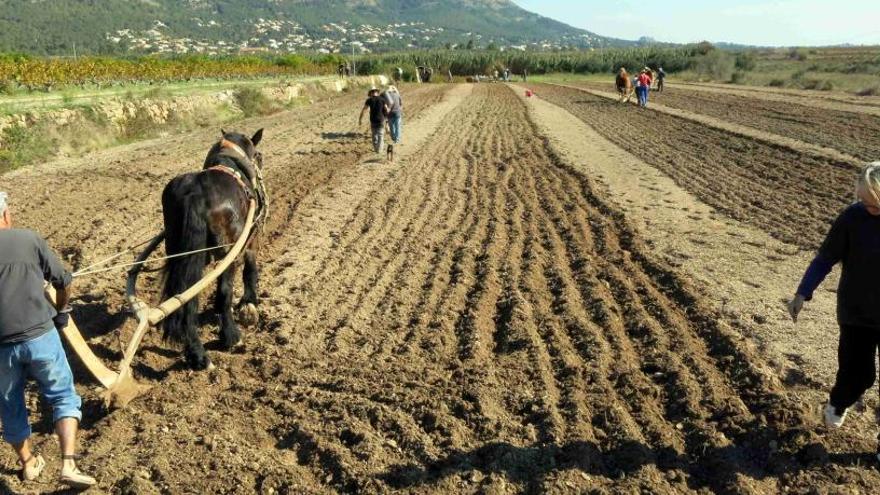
[{"xmin": 0, "ymin": 0, "xmax": 633, "ymax": 56}]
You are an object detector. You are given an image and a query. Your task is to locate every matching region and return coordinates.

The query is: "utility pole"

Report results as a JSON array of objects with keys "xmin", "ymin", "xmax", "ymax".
[
  {"xmin": 351, "ymin": 42, "xmax": 357, "ymax": 76},
  {"xmin": 73, "ymin": 42, "xmax": 77, "ymax": 61}
]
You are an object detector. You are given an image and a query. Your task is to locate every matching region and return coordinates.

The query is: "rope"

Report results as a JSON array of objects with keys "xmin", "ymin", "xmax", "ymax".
[
  {"xmin": 74, "ymin": 236, "xmax": 157, "ymax": 274},
  {"xmin": 73, "ymin": 243, "xmax": 234, "ymax": 278}
]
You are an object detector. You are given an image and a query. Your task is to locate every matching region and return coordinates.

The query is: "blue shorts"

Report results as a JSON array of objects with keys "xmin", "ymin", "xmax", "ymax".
[{"xmin": 0, "ymin": 329, "xmax": 82, "ymax": 444}]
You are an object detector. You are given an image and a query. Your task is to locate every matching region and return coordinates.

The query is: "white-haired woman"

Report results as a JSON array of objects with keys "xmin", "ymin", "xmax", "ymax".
[
  {"xmin": 789, "ymin": 163, "xmax": 880, "ymax": 440},
  {"xmin": 382, "ymin": 85, "xmax": 403, "ymax": 152}
]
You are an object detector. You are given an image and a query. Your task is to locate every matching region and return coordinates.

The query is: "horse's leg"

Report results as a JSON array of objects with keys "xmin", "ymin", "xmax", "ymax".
[
  {"xmin": 236, "ymin": 248, "xmax": 260, "ymax": 327},
  {"xmin": 215, "ymin": 267, "xmax": 241, "ymax": 349},
  {"xmin": 183, "ymin": 299, "xmax": 210, "ymax": 369}
]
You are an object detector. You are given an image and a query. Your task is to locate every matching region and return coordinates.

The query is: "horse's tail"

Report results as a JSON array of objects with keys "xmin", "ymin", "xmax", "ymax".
[{"xmin": 161, "ymin": 175, "xmax": 209, "ymax": 345}]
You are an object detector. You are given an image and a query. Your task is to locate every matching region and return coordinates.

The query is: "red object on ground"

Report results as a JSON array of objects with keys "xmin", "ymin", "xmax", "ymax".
[{"xmin": 525, "ymin": 89, "xmax": 534, "ymax": 97}]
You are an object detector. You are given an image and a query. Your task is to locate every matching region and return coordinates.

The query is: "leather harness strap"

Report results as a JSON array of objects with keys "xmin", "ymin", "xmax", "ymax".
[
  {"xmin": 206, "ymin": 138, "xmax": 268, "ymax": 234},
  {"xmin": 205, "ymin": 165, "xmax": 251, "ymax": 195},
  {"xmin": 219, "ymin": 139, "xmax": 248, "ymax": 160}
]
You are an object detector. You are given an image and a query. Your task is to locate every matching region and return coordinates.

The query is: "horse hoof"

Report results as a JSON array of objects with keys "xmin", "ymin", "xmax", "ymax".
[
  {"xmin": 237, "ymin": 303, "xmax": 259, "ymax": 327},
  {"xmin": 187, "ymin": 354, "xmax": 211, "ymax": 371}
]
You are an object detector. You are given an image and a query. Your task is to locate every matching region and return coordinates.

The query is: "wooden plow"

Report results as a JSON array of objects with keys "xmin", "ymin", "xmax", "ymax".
[{"xmin": 46, "ymin": 199, "xmax": 257, "ymax": 408}]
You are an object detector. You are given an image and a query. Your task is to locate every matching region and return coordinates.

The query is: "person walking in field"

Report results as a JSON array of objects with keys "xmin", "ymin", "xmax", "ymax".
[
  {"xmin": 0, "ymin": 192, "xmax": 96, "ymax": 488},
  {"xmin": 359, "ymin": 88, "xmax": 389, "ymax": 155},
  {"xmin": 788, "ymin": 162, "xmax": 880, "ymax": 458},
  {"xmin": 656, "ymin": 66, "xmax": 667, "ymax": 92},
  {"xmin": 636, "ymin": 69, "xmax": 653, "ymax": 107},
  {"xmin": 382, "ymin": 85, "xmax": 403, "ymax": 157}
]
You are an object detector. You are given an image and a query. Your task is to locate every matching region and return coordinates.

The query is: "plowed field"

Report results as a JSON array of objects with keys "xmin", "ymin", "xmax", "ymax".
[
  {"xmin": 532, "ymin": 83, "xmax": 873, "ymax": 249},
  {"xmin": 563, "ymin": 81, "xmax": 880, "ymax": 162},
  {"xmin": 2, "ymin": 82, "xmax": 880, "ymax": 494}
]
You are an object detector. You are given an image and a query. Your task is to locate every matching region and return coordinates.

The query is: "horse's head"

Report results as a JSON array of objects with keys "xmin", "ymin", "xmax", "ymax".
[{"xmin": 212, "ymin": 128, "xmax": 264, "ymax": 170}]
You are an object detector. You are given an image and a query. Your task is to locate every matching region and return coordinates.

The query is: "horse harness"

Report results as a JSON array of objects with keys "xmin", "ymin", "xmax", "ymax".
[{"xmin": 205, "ymin": 139, "xmax": 269, "ymax": 232}]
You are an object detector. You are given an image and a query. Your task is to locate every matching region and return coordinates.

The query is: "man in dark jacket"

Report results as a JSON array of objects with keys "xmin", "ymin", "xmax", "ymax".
[
  {"xmin": 0, "ymin": 192, "xmax": 95, "ymax": 488},
  {"xmin": 359, "ymin": 88, "xmax": 389, "ymax": 154}
]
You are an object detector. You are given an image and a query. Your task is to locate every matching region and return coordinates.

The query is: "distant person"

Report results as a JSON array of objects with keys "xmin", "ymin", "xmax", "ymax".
[
  {"xmin": 447, "ymin": 69, "xmax": 453, "ymax": 83},
  {"xmin": 394, "ymin": 67, "xmax": 404, "ymax": 83},
  {"xmin": 0, "ymin": 191, "xmax": 96, "ymax": 488},
  {"xmin": 636, "ymin": 69, "xmax": 652, "ymax": 107},
  {"xmin": 382, "ymin": 85, "xmax": 403, "ymax": 155},
  {"xmin": 522, "ymin": 69, "xmax": 528, "ymax": 82},
  {"xmin": 359, "ymin": 88, "xmax": 389, "ymax": 155},
  {"xmin": 789, "ymin": 163, "xmax": 880, "ymax": 453},
  {"xmin": 656, "ymin": 66, "xmax": 667, "ymax": 92}
]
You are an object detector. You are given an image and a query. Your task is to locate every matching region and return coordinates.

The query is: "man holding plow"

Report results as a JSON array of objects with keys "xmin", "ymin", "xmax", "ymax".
[{"xmin": 0, "ymin": 191, "xmax": 95, "ymax": 488}]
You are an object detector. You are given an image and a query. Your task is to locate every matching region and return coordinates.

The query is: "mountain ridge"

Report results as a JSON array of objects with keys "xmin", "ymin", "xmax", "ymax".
[{"xmin": 0, "ymin": 0, "xmax": 637, "ymax": 55}]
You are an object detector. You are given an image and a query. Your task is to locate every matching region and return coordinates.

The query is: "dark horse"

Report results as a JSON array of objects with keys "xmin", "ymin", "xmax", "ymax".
[{"xmin": 161, "ymin": 129, "xmax": 265, "ymax": 369}]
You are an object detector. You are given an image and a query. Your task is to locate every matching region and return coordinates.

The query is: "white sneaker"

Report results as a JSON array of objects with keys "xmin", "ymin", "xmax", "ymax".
[{"xmin": 823, "ymin": 403, "xmax": 847, "ymax": 428}]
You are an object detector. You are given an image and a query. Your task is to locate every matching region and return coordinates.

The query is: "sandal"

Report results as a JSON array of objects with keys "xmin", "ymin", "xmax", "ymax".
[
  {"xmin": 60, "ymin": 455, "xmax": 97, "ymax": 489},
  {"xmin": 20, "ymin": 453, "xmax": 45, "ymax": 481}
]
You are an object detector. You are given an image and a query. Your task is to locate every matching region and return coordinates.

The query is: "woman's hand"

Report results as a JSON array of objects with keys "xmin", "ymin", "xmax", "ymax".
[{"xmin": 788, "ymin": 294, "xmax": 806, "ymax": 322}]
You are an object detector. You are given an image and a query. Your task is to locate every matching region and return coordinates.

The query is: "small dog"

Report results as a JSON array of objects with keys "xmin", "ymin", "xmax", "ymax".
[{"xmin": 386, "ymin": 143, "xmax": 394, "ymax": 162}]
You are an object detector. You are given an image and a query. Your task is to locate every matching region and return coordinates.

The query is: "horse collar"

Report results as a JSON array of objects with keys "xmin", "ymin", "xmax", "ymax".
[
  {"xmin": 206, "ymin": 165, "xmax": 251, "ymax": 195},
  {"xmin": 219, "ymin": 139, "xmax": 249, "ymax": 160}
]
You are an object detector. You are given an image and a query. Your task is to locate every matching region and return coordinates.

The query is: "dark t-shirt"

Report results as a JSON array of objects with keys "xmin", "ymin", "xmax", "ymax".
[
  {"xmin": 0, "ymin": 228, "xmax": 72, "ymax": 344},
  {"xmin": 365, "ymin": 96, "xmax": 387, "ymax": 126},
  {"xmin": 817, "ymin": 203, "xmax": 880, "ymax": 327}
]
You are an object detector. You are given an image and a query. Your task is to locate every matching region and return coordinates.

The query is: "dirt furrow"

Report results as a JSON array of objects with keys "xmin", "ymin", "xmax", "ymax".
[
  {"xmin": 673, "ymin": 81, "xmax": 880, "ymax": 114},
  {"xmin": 7, "ymin": 77, "xmax": 880, "ymax": 494},
  {"xmin": 567, "ymin": 80, "xmax": 880, "ymax": 162},
  {"xmin": 531, "ymin": 83, "xmax": 857, "ymax": 249}
]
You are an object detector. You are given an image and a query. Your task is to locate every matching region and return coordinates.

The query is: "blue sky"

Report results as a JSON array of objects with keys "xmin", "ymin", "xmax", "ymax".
[{"xmin": 513, "ymin": 0, "xmax": 880, "ymax": 46}]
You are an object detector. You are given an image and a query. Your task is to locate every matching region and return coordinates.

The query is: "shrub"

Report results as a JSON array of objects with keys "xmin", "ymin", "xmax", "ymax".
[
  {"xmin": 768, "ymin": 79, "xmax": 786, "ymax": 87},
  {"xmin": 0, "ymin": 123, "xmax": 55, "ymax": 173},
  {"xmin": 233, "ymin": 86, "xmax": 282, "ymax": 117},
  {"xmin": 730, "ymin": 71, "xmax": 746, "ymax": 84},
  {"xmin": 121, "ymin": 107, "xmax": 161, "ymax": 140},
  {"xmin": 734, "ymin": 52, "xmax": 757, "ymax": 71},
  {"xmin": 694, "ymin": 41, "xmax": 715, "ymax": 55},
  {"xmin": 693, "ymin": 50, "xmax": 735, "ymax": 81},
  {"xmin": 788, "ymin": 48, "xmax": 808, "ymax": 61},
  {"xmin": 856, "ymin": 86, "xmax": 879, "ymax": 96}
]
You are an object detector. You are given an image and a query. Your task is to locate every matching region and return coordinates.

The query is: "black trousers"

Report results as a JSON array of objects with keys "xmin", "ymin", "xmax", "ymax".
[{"xmin": 830, "ymin": 324, "xmax": 880, "ymax": 409}]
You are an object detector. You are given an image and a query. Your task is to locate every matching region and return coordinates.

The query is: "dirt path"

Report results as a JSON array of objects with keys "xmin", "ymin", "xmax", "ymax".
[
  {"xmin": 671, "ymin": 82, "xmax": 880, "ymax": 116},
  {"xmin": 566, "ymin": 81, "xmax": 880, "ymax": 163}
]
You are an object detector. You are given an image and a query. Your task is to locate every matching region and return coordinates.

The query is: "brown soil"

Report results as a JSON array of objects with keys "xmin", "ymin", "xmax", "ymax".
[
  {"xmin": 674, "ymin": 82, "xmax": 880, "ymax": 115},
  {"xmin": 568, "ymin": 81, "xmax": 880, "ymax": 162},
  {"xmin": 1, "ymin": 83, "xmax": 879, "ymax": 494},
  {"xmin": 532, "ymin": 83, "xmax": 862, "ymax": 250}
]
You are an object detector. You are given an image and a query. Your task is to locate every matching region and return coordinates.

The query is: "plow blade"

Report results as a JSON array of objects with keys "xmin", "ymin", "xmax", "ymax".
[{"xmin": 44, "ymin": 285, "xmax": 119, "ymax": 389}]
